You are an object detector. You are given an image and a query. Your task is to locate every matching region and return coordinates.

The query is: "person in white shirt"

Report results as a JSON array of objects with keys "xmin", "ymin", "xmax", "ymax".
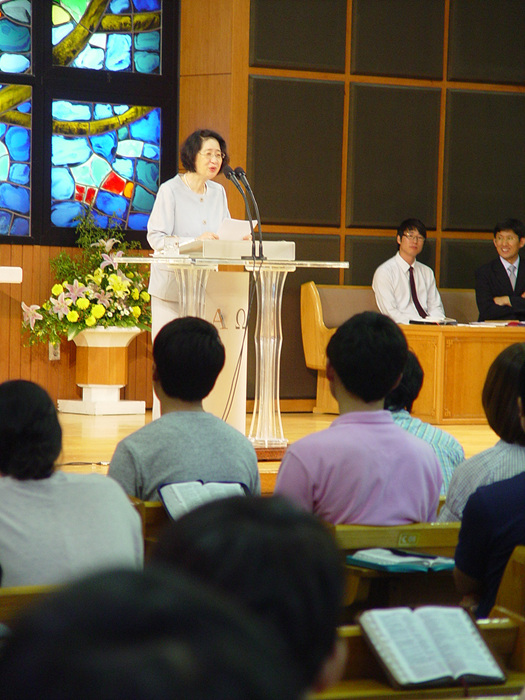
[{"xmin": 372, "ymin": 218, "xmax": 445, "ymax": 324}]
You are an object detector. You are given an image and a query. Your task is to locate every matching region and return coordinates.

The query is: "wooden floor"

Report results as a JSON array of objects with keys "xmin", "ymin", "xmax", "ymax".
[{"xmin": 58, "ymin": 410, "xmax": 498, "ymax": 494}]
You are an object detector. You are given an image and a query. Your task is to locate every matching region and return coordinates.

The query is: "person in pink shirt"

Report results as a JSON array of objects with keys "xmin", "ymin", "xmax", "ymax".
[{"xmin": 275, "ymin": 311, "xmax": 442, "ymax": 524}]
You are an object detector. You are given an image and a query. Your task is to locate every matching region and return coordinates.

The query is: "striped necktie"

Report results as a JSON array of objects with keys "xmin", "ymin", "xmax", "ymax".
[{"xmin": 508, "ymin": 264, "xmax": 516, "ymax": 290}]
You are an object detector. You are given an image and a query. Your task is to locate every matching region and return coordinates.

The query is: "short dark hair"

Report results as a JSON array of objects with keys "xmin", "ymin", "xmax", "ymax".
[
  {"xmin": 0, "ymin": 380, "xmax": 61, "ymax": 480},
  {"xmin": 0, "ymin": 568, "xmax": 302, "ymax": 700},
  {"xmin": 384, "ymin": 350, "xmax": 424, "ymax": 413},
  {"xmin": 153, "ymin": 317, "xmax": 225, "ymax": 401},
  {"xmin": 151, "ymin": 496, "xmax": 344, "ymax": 690},
  {"xmin": 482, "ymin": 343, "xmax": 525, "ymax": 446},
  {"xmin": 493, "ymin": 218, "xmax": 525, "ymax": 240},
  {"xmin": 397, "ymin": 218, "xmax": 427, "ymax": 240},
  {"xmin": 326, "ymin": 311, "xmax": 408, "ymax": 403},
  {"xmin": 180, "ymin": 129, "xmax": 229, "ymax": 174}
]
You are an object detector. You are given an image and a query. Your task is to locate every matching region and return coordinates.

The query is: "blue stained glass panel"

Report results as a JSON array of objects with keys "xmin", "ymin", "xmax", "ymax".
[
  {"xmin": 52, "ymin": 0, "xmax": 163, "ymax": 74},
  {"xmin": 0, "ymin": 82, "xmax": 30, "ymax": 236},
  {"xmin": 51, "ymin": 99, "xmax": 161, "ymax": 231},
  {"xmin": 0, "ymin": 0, "xmax": 32, "ymax": 74}
]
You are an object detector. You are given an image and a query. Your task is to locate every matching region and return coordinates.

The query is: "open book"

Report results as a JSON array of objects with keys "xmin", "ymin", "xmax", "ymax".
[
  {"xmin": 158, "ymin": 481, "xmax": 246, "ymax": 519},
  {"xmin": 346, "ymin": 548, "xmax": 455, "ymax": 572},
  {"xmin": 409, "ymin": 317, "xmax": 457, "ymax": 325},
  {"xmin": 358, "ymin": 606, "xmax": 506, "ymax": 689}
]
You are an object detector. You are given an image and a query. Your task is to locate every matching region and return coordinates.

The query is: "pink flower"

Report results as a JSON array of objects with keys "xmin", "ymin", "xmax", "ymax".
[
  {"xmin": 50, "ymin": 292, "xmax": 70, "ymax": 320},
  {"xmin": 100, "ymin": 250, "xmax": 124, "ymax": 270},
  {"xmin": 21, "ymin": 302, "xmax": 43, "ymax": 330},
  {"xmin": 64, "ymin": 279, "xmax": 88, "ymax": 302}
]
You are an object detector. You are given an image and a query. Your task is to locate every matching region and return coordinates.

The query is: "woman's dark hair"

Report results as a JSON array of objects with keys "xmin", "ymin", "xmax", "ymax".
[
  {"xmin": 0, "ymin": 380, "xmax": 61, "ymax": 480},
  {"xmin": 482, "ymin": 343, "xmax": 525, "ymax": 445},
  {"xmin": 180, "ymin": 129, "xmax": 229, "ymax": 174}
]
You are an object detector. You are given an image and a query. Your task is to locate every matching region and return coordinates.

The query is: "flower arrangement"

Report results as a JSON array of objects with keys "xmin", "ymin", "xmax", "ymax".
[{"xmin": 22, "ymin": 211, "xmax": 151, "ymax": 346}]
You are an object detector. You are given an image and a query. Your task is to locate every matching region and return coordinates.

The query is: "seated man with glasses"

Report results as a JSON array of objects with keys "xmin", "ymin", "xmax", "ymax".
[
  {"xmin": 372, "ymin": 218, "xmax": 445, "ymax": 324},
  {"xmin": 475, "ymin": 218, "xmax": 525, "ymax": 321}
]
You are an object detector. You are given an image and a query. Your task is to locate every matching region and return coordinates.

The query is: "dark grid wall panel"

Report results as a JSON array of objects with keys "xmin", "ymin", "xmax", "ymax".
[
  {"xmin": 443, "ymin": 90, "xmax": 525, "ymax": 230},
  {"xmin": 351, "ymin": 0, "xmax": 445, "ymax": 79},
  {"xmin": 347, "ymin": 84, "xmax": 441, "ymax": 228},
  {"xmin": 448, "ymin": 0, "xmax": 525, "ymax": 84},
  {"xmin": 440, "ymin": 239, "xmax": 497, "ymax": 289},
  {"xmin": 247, "ymin": 76, "xmax": 345, "ymax": 226},
  {"xmin": 250, "ymin": 0, "xmax": 347, "ymax": 72}
]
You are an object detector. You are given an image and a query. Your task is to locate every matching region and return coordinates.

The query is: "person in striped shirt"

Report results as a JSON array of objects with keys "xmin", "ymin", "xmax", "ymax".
[{"xmin": 438, "ymin": 342, "xmax": 525, "ymax": 522}]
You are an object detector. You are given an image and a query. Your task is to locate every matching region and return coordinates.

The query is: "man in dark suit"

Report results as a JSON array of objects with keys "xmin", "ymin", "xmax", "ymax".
[{"xmin": 475, "ymin": 218, "xmax": 525, "ymax": 321}]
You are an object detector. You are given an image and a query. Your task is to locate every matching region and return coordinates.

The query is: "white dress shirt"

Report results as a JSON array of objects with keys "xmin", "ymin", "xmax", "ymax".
[{"xmin": 372, "ymin": 252, "xmax": 445, "ymax": 324}]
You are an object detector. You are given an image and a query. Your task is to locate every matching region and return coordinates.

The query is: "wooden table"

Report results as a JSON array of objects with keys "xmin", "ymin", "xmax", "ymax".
[{"xmin": 405, "ymin": 325, "xmax": 525, "ymax": 425}]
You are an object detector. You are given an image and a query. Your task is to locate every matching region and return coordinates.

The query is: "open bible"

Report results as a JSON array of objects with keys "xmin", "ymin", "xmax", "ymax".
[
  {"xmin": 358, "ymin": 606, "xmax": 506, "ymax": 689},
  {"xmin": 158, "ymin": 481, "xmax": 246, "ymax": 519},
  {"xmin": 346, "ymin": 548, "xmax": 455, "ymax": 572}
]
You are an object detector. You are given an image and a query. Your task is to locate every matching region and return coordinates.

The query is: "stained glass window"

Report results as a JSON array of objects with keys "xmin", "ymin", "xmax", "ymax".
[
  {"xmin": 52, "ymin": 0, "xmax": 162, "ymax": 74},
  {"xmin": 0, "ymin": 83, "xmax": 30, "ymax": 236},
  {"xmin": 51, "ymin": 99, "xmax": 160, "ymax": 230},
  {"xmin": 0, "ymin": 0, "xmax": 32, "ymax": 74}
]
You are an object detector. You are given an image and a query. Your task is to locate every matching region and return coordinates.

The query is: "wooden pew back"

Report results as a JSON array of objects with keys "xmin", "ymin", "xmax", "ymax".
[
  {"xmin": 492, "ymin": 545, "xmax": 525, "ymax": 619},
  {"xmin": 129, "ymin": 497, "xmax": 170, "ymax": 559},
  {"xmin": 326, "ymin": 521, "xmax": 461, "ymax": 558},
  {"xmin": 0, "ymin": 585, "xmax": 56, "ymax": 626}
]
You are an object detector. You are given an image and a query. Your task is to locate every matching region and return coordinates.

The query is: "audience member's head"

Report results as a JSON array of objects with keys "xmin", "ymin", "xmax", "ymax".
[
  {"xmin": 326, "ymin": 311, "xmax": 408, "ymax": 403},
  {"xmin": 493, "ymin": 218, "xmax": 525, "ymax": 241},
  {"xmin": 482, "ymin": 342, "xmax": 525, "ymax": 446},
  {"xmin": 384, "ymin": 350, "xmax": 424, "ymax": 413},
  {"xmin": 0, "ymin": 567, "xmax": 301, "ymax": 700},
  {"xmin": 151, "ymin": 495, "xmax": 346, "ymax": 692},
  {"xmin": 0, "ymin": 379, "xmax": 61, "ymax": 481},
  {"xmin": 152, "ymin": 316, "xmax": 225, "ymax": 402}
]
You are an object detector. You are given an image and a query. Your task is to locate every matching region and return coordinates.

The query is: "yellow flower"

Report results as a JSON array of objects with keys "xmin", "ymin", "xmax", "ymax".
[
  {"xmin": 131, "ymin": 306, "xmax": 141, "ymax": 318},
  {"xmin": 66, "ymin": 310, "xmax": 79, "ymax": 323},
  {"xmin": 131, "ymin": 288, "xmax": 140, "ymax": 300},
  {"xmin": 92, "ymin": 304, "xmax": 106, "ymax": 319},
  {"xmin": 85, "ymin": 315, "xmax": 97, "ymax": 327},
  {"xmin": 87, "ymin": 269, "xmax": 103, "ymax": 286},
  {"xmin": 51, "ymin": 283, "xmax": 64, "ymax": 296},
  {"xmin": 76, "ymin": 297, "xmax": 90, "ymax": 310},
  {"xmin": 140, "ymin": 291, "xmax": 150, "ymax": 302}
]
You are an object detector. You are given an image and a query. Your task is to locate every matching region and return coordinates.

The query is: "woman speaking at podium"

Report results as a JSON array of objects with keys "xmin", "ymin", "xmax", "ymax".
[{"xmin": 147, "ymin": 129, "xmax": 231, "ymax": 342}]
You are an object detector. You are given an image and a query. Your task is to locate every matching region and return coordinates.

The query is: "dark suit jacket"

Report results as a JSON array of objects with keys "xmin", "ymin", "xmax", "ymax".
[{"xmin": 475, "ymin": 257, "xmax": 525, "ymax": 321}]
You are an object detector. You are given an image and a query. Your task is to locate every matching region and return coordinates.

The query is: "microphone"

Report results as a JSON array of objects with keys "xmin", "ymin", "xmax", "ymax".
[
  {"xmin": 234, "ymin": 167, "xmax": 264, "ymax": 260},
  {"xmin": 223, "ymin": 165, "xmax": 256, "ymax": 258}
]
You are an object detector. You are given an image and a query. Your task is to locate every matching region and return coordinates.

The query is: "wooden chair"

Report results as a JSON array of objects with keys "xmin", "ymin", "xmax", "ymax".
[
  {"xmin": 0, "ymin": 584, "xmax": 56, "ymax": 626},
  {"xmin": 325, "ymin": 522, "xmax": 461, "ymax": 614},
  {"xmin": 129, "ymin": 497, "xmax": 170, "ymax": 559},
  {"xmin": 313, "ymin": 614, "xmax": 525, "ymax": 699},
  {"xmin": 300, "ymin": 280, "xmax": 478, "ymax": 414},
  {"xmin": 491, "ymin": 545, "xmax": 525, "ymax": 619}
]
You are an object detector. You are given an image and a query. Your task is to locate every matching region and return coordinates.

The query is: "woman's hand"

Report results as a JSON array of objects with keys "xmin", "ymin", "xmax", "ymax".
[{"xmin": 197, "ymin": 232, "xmax": 220, "ymax": 241}]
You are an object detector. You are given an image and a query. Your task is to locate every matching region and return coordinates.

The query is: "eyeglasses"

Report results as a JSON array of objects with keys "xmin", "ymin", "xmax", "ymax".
[
  {"xmin": 198, "ymin": 150, "xmax": 225, "ymax": 161},
  {"xmin": 403, "ymin": 232, "xmax": 425, "ymax": 242}
]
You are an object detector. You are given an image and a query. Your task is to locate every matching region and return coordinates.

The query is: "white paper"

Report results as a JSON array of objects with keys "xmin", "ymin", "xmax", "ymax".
[{"xmin": 217, "ymin": 219, "xmax": 257, "ymax": 241}]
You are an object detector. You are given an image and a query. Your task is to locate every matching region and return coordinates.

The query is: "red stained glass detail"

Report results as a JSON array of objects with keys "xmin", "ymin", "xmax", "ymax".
[
  {"xmin": 75, "ymin": 184, "xmax": 85, "ymax": 201},
  {"xmin": 86, "ymin": 187, "xmax": 96, "ymax": 204},
  {"xmin": 102, "ymin": 171, "xmax": 126, "ymax": 195}
]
